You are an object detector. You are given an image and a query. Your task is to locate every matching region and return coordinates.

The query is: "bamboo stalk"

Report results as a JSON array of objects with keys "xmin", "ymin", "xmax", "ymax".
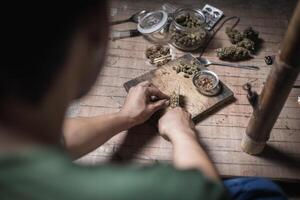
[{"xmin": 241, "ymin": 1, "xmax": 300, "ymax": 155}]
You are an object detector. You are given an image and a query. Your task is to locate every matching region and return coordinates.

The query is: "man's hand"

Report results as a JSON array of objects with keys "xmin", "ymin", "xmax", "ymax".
[
  {"xmin": 158, "ymin": 107, "xmax": 220, "ymax": 181},
  {"xmin": 158, "ymin": 107, "xmax": 196, "ymax": 142},
  {"xmin": 120, "ymin": 81, "xmax": 169, "ymax": 127}
]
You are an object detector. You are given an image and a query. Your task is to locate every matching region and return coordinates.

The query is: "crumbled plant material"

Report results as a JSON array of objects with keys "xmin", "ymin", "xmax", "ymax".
[
  {"xmin": 172, "ymin": 61, "xmax": 199, "ymax": 77},
  {"xmin": 170, "ymin": 13, "xmax": 207, "ymax": 51},
  {"xmin": 145, "ymin": 45, "xmax": 171, "ymax": 66},
  {"xmin": 169, "ymin": 91, "xmax": 180, "ymax": 108},
  {"xmin": 264, "ymin": 56, "xmax": 273, "ymax": 65},
  {"xmin": 216, "ymin": 46, "xmax": 251, "ymax": 61},
  {"xmin": 218, "ymin": 26, "xmax": 260, "ymax": 61},
  {"xmin": 195, "ymin": 76, "xmax": 215, "ymax": 91}
]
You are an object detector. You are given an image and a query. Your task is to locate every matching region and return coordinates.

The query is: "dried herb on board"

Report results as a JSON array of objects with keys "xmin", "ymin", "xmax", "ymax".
[
  {"xmin": 172, "ymin": 61, "xmax": 199, "ymax": 78},
  {"xmin": 216, "ymin": 46, "xmax": 251, "ymax": 61},
  {"xmin": 145, "ymin": 45, "xmax": 171, "ymax": 66}
]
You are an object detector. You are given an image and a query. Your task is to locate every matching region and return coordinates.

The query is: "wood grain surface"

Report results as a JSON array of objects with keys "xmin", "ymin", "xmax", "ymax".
[
  {"xmin": 123, "ymin": 54, "xmax": 234, "ymax": 120},
  {"xmin": 70, "ymin": 0, "xmax": 300, "ymax": 181}
]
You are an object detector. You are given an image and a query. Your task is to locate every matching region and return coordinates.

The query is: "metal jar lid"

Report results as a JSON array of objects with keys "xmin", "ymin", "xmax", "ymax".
[{"xmin": 137, "ymin": 10, "xmax": 168, "ymax": 34}]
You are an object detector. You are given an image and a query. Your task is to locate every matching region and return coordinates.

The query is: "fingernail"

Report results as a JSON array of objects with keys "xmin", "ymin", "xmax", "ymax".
[{"xmin": 164, "ymin": 100, "xmax": 170, "ymax": 106}]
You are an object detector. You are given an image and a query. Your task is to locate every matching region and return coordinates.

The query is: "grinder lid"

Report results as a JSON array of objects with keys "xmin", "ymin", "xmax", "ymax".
[{"xmin": 138, "ymin": 10, "xmax": 168, "ymax": 34}]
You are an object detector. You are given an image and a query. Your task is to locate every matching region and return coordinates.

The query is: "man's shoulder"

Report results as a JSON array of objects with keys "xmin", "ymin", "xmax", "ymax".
[{"xmin": 0, "ymin": 148, "xmax": 228, "ymax": 200}]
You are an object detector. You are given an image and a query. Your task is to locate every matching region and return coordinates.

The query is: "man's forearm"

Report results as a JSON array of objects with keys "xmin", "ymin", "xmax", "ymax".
[
  {"xmin": 63, "ymin": 112, "xmax": 134, "ymax": 158},
  {"xmin": 171, "ymin": 129, "xmax": 220, "ymax": 182}
]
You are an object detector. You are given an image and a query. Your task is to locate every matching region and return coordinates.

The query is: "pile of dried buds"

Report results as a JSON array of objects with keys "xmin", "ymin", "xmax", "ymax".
[
  {"xmin": 145, "ymin": 45, "xmax": 171, "ymax": 66},
  {"xmin": 172, "ymin": 61, "xmax": 199, "ymax": 78},
  {"xmin": 216, "ymin": 27, "xmax": 260, "ymax": 61},
  {"xmin": 170, "ymin": 13, "xmax": 207, "ymax": 51}
]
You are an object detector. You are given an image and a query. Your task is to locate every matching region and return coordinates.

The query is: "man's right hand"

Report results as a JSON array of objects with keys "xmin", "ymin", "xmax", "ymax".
[{"xmin": 158, "ymin": 107, "xmax": 196, "ymax": 143}]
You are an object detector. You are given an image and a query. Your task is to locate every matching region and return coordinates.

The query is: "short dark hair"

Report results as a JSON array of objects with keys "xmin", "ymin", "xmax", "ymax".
[{"xmin": 1, "ymin": 1, "xmax": 103, "ymax": 104}]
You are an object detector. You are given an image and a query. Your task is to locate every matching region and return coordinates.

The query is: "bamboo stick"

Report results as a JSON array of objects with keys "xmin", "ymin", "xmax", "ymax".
[{"xmin": 241, "ymin": 1, "xmax": 300, "ymax": 155}]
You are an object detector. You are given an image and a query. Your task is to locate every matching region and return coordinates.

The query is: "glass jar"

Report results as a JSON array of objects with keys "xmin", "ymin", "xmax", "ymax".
[
  {"xmin": 169, "ymin": 8, "xmax": 208, "ymax": 51},
  {"xmin": 137, "ymin": 10, "xmax": 170, "ymax": 44}
]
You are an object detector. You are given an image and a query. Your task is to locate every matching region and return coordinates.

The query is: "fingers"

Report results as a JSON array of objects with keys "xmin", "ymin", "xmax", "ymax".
[
  {"xmin": 148, "ymin": 99, "xmax": 169, "ymax": 112},
  {"xmin": 147, "ymin": 86, "xmax": 169, "ymax": 99},
  {"xmin": 138, "ymin": 81, "xmax": 151, "ymax": 87},
  {"xmin": 134, "ymin": 81, "xmax": 169, "ymax": 100},
  {"xmin": 171, "ymin": 107, "xmax": 192, "ymax": 119}
]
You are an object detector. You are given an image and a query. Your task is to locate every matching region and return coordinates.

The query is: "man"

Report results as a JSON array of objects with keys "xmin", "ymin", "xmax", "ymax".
[{"xmin": 0, "ymin": 1, "xmax": 286, "ymax": 200}]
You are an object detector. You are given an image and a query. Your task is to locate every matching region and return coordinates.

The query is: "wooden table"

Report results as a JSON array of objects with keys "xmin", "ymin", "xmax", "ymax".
[{"xmin": 69, "ymin": 0, "xmax": 300, "ymax": 181}]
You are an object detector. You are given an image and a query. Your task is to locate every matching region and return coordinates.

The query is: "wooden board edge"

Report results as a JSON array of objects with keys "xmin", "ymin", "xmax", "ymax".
[{"xmin": 123, "ymin": 70, "xmax": 156, "ymax": 92}]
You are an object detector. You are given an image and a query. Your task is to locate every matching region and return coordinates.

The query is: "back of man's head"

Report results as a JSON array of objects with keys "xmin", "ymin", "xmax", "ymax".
[{"xmin": 1, "ymin": 1, "xmax": 103, "ymax": 104}]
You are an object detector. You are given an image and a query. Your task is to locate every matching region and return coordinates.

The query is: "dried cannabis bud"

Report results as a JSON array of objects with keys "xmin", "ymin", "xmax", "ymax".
[
  {"xmin": 170, "ymin": 13, "xmax": 207, "ymax": 51},
  {"xmin": 175, "ymin": 13, "xmax": 202, "ymax": 28},
  {"xmin": 172, "ymin": 60, "xmax": 199, "ymax": 78},
  {"xmin": 225, "ymin": 27, "xmax": 244, "ymax": 44},
  {"xmin": 216, "ymin": 46, "xmax": 251, "ymax": 61},
  {"xmin": 243, "ymin": 27, "xmax": 259, "ymax": 43},
  {"xmin": 170, "ymin": 91, "xmax": 180, "ymax": 108},
  {"xmin": 236, "ymin": 38, "xmax": 255, "ymax": 52},
  {"xmin": 220, "ymin": 26, "xmax": 260, "ymax": 61},
  {"xmin": 225, "ymin": 26, "xmax": 260, "ymax": 45},
  {"xmin": 145, "ymin": 45, "xmax": 171, "ymax": 66}
]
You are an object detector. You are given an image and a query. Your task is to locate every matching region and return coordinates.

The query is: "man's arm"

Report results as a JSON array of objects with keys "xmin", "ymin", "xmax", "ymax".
[
  {"xmin": 63, "ymin": 112, "xmax": 133, "ymax": 158},
  {"xmin": 158, "ymin": 107, "xmax": 220, "ymax": 181},
  {"xmin": 63, "ymin": 81, "xmax": 169, "ymax": 158}
]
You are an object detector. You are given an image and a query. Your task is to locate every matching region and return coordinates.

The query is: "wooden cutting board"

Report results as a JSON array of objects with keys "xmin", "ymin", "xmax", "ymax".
[{"xmin": 124, "ymin": 54, "xmax": 234, "ymax": 120}]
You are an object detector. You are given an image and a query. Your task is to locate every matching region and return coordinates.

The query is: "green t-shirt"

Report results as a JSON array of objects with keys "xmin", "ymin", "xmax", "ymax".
[{"xmin": 0, "ymin": 147, "xmax": 229, "ymax": 200}]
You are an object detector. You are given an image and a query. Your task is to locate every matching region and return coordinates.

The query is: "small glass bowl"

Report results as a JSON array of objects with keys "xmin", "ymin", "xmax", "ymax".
[{"xmin": 192, "ymin": 70, "xmax": 221, "ymax": 96}]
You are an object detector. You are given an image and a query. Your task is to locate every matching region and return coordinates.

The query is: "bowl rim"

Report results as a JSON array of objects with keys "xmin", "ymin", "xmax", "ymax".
[{"xmin": 192, "ymin": 70, "xmax": 220, "ymax": 90}]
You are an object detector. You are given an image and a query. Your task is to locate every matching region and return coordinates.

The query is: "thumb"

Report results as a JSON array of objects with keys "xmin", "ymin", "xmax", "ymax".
[{"xmin": 148, "ymin": 99, "xmax": 169, "ymax": 112}]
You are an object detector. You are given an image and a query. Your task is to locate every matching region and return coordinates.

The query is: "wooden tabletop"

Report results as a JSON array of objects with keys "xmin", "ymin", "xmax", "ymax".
[{"xmin": 70, "ymin": 0, "xmax": 300, "ymax": 181}]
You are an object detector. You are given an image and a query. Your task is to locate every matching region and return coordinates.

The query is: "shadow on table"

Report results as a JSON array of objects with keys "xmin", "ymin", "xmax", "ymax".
[
  {"xmin": 110, "ymin": 96, "xmax": 236, "ymax": 162},
  {"xmin": 259, "ymin": 144, "xmax": 300, "ymax": 172},
  {"xmin": 110, "ymin": 122, "xmax": 158, "ymax": 163}
]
